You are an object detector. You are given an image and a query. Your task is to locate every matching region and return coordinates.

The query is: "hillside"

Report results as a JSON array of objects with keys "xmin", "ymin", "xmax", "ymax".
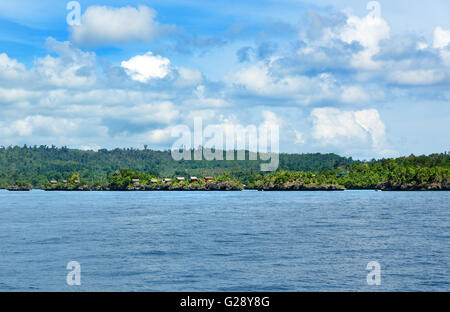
[{"xmin": 0, "ymin": 145, "xmax": 355, "ymax": 187}]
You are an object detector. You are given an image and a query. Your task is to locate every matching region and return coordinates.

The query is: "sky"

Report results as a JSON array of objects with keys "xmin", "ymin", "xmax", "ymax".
[{"xmin": 0, "ymin": 0, "xmax": 449, "ymax": 159}]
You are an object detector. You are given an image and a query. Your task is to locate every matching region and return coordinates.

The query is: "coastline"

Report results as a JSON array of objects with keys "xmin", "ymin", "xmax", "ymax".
[{"xmin": 5, "ymin": 183, "xmax": 449, "ymax": 192}]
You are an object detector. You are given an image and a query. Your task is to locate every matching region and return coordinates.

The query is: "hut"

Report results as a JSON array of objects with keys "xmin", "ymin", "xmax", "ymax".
[
  {"xmin": 190, "ymin": 177, "xmax": 199, "ymax": 183},
  {"xmin": 163, "ymin": 178, "xmax": 172, "ymax": 183},
  {"xmin": 176, "ymin": 177, "xmax": 185, "ymax": 182},
  {"xmin": 132, "ymin": 179, "xmax": 140, "ymax": 185},
  {"xmin": 50, "ymin": 180, "xmax": 58, "ymax": 185},
  {"xmin": 204, "ymin": 176, "xmax": 213, "ymax": 181},
  {"xmin": 150, "ymin": 179, "xmax": 159, "ymax": 183},
  {"xmin": 62, "ymin": 180, "xmax": 68, "ymax": 184},
  {"xmin": 74, "ymin": 179, "xmax": 81, "ymax": 184}
]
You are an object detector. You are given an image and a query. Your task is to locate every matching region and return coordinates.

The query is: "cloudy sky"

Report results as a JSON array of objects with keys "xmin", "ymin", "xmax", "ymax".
[{"xmin": 0, "ymin": 0, "xmax": 449, "ymax": 158}]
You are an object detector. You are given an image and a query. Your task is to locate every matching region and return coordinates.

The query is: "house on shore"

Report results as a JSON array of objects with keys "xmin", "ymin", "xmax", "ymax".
[
  {"xmin": 176, "ymin": 177, "xmax": 185, "ymax": 182},
  {"xmin": 132, "ymin": 179, "xmax": 140, "ymax": 186},
  {"xmin": 163, "ymin": 178, "xmax": 172, "ymax": 183},
  {"xmin": 190, "ymin": 177, "xmax": 198, "ymax": 183},
  {"xmin": 150, "ymin": 179, "xmax": 159, "ymax": 183},
  {"xmin": 204, "ymin": 176, "xmax": 213, "ymax": 182}
]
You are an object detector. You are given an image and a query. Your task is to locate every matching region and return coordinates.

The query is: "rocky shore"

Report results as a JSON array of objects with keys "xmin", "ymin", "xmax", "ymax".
[
  {"xmin": 251, "ymin": 182, "xmax": 345, "ymax": 191},
  {"xmin": 44, "ymin": 181, "xmax": 242, "ymax": 191},
  {"xmin": 375, "ymin": 182, "xmax": 450, "ymax": 191},
  {"xmin": 7, "ymin": 185, "xmax": 32, "ymax": 191},
  {"xmin": 20, "ymin": 181, "xmax": 450, "ymax": 192}
]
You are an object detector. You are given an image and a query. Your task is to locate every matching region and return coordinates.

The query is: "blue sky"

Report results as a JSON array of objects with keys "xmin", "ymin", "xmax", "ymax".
[{"xmin": 0, "ymin": 0, "xmax": 449, "ymax": 158}]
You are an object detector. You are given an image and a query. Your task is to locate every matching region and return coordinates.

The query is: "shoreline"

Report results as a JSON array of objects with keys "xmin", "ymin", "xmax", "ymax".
[{"xmin": 4, "ymin": 185, "xmax": 449, "ymax": 192}]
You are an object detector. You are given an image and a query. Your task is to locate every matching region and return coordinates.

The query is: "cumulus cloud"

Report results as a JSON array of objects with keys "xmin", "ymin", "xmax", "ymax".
[
  {"xmin": 121, "ymin": 52, "xmax": 171, "ymax": 82},
  {"xmin": 1, "ymin": 0, "xmax": 450, "ymax": 157},
  {"xmin": 388, "ymin": 69, "xmax": 445, "ymax": 86},
  {"xmin": 433, "ymin": 27, "xmax": 450, "ymax": 66},
  {"xmin": 226, "ymin": 60, "xmax": 328, "ymax": 102},
  {"xmin": 184, "ymin": 85, "xmax": 228, "ymax": 108},
  {"xmin": 34, "ymin": 38, "xmax": 97, "ymax": 88},
  {"xmin": 0, "ymin": 53, "xmax": 28, "ymax": 82},
  {"xmin": 311, "ymin": 107, "xmax": 392, "ymax": 156},
  {"xmin": 433, "ymin": 27, "xmax": 450, "ymax": 49},
  {"xmin": 338, "ymin": 2, "xmax": 390, "ymax": 69},
  {"xmin": 1, "ymin": 115, "xmax": 82, "ymax": 138},
  {"xmin": 341, "ymin": 86, "xmax": 371, "ymax": 103},
  {"xmin": 175, "ymin": 67, "xmax": 203, "ymax": 87},
  {"xmin": 295, "ymin": 2, "xmax": 390, "ymax": 71},
  {"xmin": 70, "ymin": 5, "xmax": 175, "ymax": 47}
]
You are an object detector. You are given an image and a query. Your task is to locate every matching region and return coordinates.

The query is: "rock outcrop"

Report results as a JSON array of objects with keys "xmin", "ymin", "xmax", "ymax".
[
  {"xmin": 7, "ymin": 185, "xmax": 32, "ymax": 191},
  {"xmin": 44, "ymin": 182, "xmax": 243, "ymax": 191},
  {"xmin": 254, "ymin": 182, "xmax": 345, "ymax": 191},
  {"xmin": 376, "ymin": 182, "xmax": 449, "ymax": 191}
]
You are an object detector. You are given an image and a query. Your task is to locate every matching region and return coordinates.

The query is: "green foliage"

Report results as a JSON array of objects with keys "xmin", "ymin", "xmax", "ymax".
[
  {"xmin": 0, "ymin": 145, "xmax": 448, "ymax": 189},
  {"xmin": 251, "ymin": 153, "xmax": 450, "ymax": 188},
  {"xmin": 107, "ymin": 169, "xmax": 156, "ymax": 188},
  {"xmin": 0, "ymin": 145, "xmax": 354, "ymax": 188}
]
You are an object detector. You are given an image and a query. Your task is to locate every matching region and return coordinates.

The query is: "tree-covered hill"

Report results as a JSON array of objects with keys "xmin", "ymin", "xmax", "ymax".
[
  {"xmin": 250, "ymin": 153, "xmax": 450, "ymax": 190},
  {"xmin": 0, "ymin": 145, "xmax": 355, "ymax": 187}
]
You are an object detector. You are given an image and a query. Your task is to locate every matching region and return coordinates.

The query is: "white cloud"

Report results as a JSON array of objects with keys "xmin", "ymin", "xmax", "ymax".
[
  {"xmin": 433, "ymin": 27, "xmax": 450, "ymax": 66},
  {"xmin": 175, "ymin": 67, "xmax": 203, "ymax": 87},
  {"xmin": 34, "ymin": 38, "xmax": 97, "ymax": 88},
  {"xmin": 0, "ymin": 88, "xmax": 39, "ymax": 103},
  {"xmin": 70, "ymin": 6, "xmax": 173, "ymax": 47},
  {"xmin": 121, "ymin": 52, "xmax": 171, "ymax": 82},
  {"xmin": 388, "ymin": 70, "xmax": 445, "ymax": 85},
  {"xmin": 0, "ymin": 53, "xmax": 27, "ymax": 81},
  {"xmin": 294, "ymin": 131, "xmax": 305, "ymax": 144},
  {"xmin": 341, "ymin": 86, "xmax": 371, "ymax": 103},
  {"xmin": 2, "ymin": 115, "xmax": 80, "ymax": 137},
  {"xmin": 226, "ymin": 61, "xmax": 322, "ymax": 100},
  {"xmin": 311, "ymin": 107, "xmax": 391, "ymax": 155},
  {"xmin": 81, "ymin": 144, "xmax": 101, "ymax": 151},
  {"xmin": 339, "ymin": 2, "xmax": 390, "ymax": 69},
  {"xmin": 416, "ymin": 42, "xmax": 428, "ymax": 50},
  {"xmin": 187, "ymin": 85, "xmax": 228, "ymax": 107},
  {"xmin": 103, "ymin": 101, "xmax": 180, "ymax": 124},
  {"xmin": 260, "ymin": 110, "xmax": 283, "ymax": 129},
  {"xmin": 433, "ymin": 27, "xmax": 450, "ymax": 49}
]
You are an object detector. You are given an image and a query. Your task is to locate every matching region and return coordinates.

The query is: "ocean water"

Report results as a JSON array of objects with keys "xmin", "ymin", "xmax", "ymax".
[{"xmin": 0, "ymin": 190, "xmax": 448, "ymax": 291}]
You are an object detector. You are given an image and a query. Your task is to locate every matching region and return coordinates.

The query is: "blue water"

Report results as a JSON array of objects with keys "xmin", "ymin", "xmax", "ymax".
[{"xmin": 0, "ymin": 190, "xmax": 448, "ymax": 291}]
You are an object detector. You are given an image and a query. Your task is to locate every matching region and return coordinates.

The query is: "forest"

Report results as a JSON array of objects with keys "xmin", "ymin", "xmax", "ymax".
[
  {"xmin": 249, "ymin": 153, "xmax": 449, "ymax": 190},
  {"xmin": 0, "ymin": 145, "xmax": 448, "ymax": 190},
  {"xmin": 0, "ymin": 145, "xmax": 354, "ymax": 188}
]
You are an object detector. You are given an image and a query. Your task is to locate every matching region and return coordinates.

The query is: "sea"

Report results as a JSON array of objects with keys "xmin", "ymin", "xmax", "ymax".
[{"xmin": 0, "ymin": 190, "xmax": 448, "ymax": 291}]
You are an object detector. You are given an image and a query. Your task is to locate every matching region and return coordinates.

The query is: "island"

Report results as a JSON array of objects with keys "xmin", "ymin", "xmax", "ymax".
[{"xmin": 1, "ymin": 146, "xmax": 448, "ymax": 192}]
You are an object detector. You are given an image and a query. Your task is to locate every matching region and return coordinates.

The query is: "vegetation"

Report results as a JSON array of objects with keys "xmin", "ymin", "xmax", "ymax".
[
  {"xmin": 0, "ymin": 145, "xmax": 354, "ymax": 188},
  {"xmin": 250, "ymin": 153, "xmax": 450, "ymax": 189},
  {"xmin": 0, "ymin": 145, "xmax": 448, "ymax": 190}
]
